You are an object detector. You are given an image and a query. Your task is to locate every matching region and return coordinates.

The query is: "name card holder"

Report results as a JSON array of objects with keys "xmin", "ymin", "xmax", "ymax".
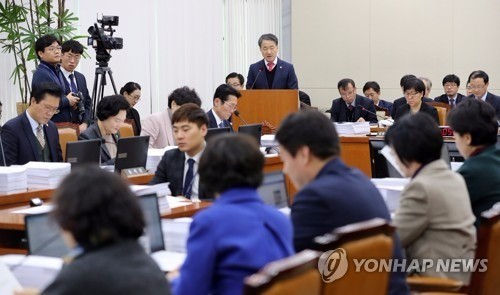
[{"xmin": 121, "ymin": 167, "xmax": 148, "ymax": 178}]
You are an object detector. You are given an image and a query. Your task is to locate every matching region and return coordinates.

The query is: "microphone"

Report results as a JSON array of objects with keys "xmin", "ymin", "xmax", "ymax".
[
  {"xmin": 250, "ymin": 67, "xmax": 265, "ymax": 90},
  {"xmin": 356, "ymin": 105, "xmax": 394, "ymax": 126},
  {"xmin": 356, "ymin": 105, "xmax": 390, "ymax": 121},
  {"xmin": 233, "ymin": 110, "xmax": 248, "ymax": 125},
  {"xmin": 0, "ymin": 126, "xmax": 7, "ymax": 166}
]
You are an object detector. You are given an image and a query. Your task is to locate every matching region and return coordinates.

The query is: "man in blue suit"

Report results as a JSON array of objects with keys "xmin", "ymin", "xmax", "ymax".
[
  {"xmin": 246, "ymin": 34, "xmax": 298, "ymax": 90},
  {"xmin": 330, "ymin": 78, "xmax": 378, "ymax": 123},
  {"xmin": 206, "ymin": 84, "xmax": 241, "ymax": 131},
  {"xmin": 275, "ymin": 110, "xmax": 409, "ymax": 295},
  {"xmin": 32, "ymin": 34, "xmax": 82, "ymax": 124},
  {"xmin": 3, "ymin": 82, "xmax": 63, "ymax": 165},
  {"xmin": 467, "ymin": 70, "xmax": 500, "ymax": 118},
  {"xmin": 60, "ymin": 40, "xmax": 93, "ymax": 132},
  {"xmin": 434, "ymin": 74, "xmax": 467, "ymax": 108}
]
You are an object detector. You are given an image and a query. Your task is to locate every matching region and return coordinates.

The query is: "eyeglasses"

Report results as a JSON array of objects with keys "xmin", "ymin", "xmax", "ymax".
[
  {"xmin": 223, "ymin": 101, "xmax": 237, "ymax": 110},
  {"xmin": 46, "ymin": 46, "xmax": 62, "ymax": 52},
  {"xmin": 228, "ymin": 82, "xmax": 241, "ymax": 88},
  {"xmin": 468, "ymin": 84, "xmax": 486, "ymax": 90},
  {"xmin": 131, "ymin": 95, "xmax": 141, "ymax": 102},
  {"xmin": 64, "ymin": 53, "xmax": 81, "ymax": 61},
  {"xmin": 40, "ymin": 103, "xmax": 59, "ymax": 114},
  {"xmin": 443, "ymin": 83, "xmax": 458, "ymax": 88},
  {"xmin": 404, "ymin": 91, "xmax": 420, "ymax": 97}
]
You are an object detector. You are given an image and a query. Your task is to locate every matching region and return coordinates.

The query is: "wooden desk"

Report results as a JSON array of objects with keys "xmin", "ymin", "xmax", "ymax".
[{"xmin": 339, "ymin": 136, "xmax": 372, "ymax": 177}]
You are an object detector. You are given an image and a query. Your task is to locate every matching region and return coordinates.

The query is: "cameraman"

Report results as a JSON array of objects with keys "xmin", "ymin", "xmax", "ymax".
[{"xmin": 60, "ymin": 40, "xmax": 93, "ymax": 132}]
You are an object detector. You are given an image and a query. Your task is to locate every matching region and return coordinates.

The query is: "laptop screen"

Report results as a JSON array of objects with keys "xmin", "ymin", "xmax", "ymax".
[
  {"xmin": 25, "ymin": 213, "xmax": 68, "ymax": 258},
  {"xmin": 238, "ymin": 124, "xmax": 263, "ymax": 145},
  {"xmin": 65, "ymin": 139, "xmax": 101, "ymax": 166},
  {"xmin": 205, "ymin": 127, "xmax": 230, "ymax": 142},
  {"xmin": 114, "ymin": 135, "xmax": 150, "ymax": 173},
  {"xmin": 137, "ymin": 194, "xmax": 165, "ymax": 253},
  {"xmin": 257, "ymin": 171, "xmax": 289, "ymax": 209}
]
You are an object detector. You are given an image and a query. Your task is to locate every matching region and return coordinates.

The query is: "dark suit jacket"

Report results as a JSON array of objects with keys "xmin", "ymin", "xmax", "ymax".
[
  {"xmin": 32, "ymin": 61, "xmax": 76, "ymax": 123},
  {"xmin": 2, "ymin": 112, "xmax": 62, "ymax": 165},
  {"xmin": 330, "ymin": 95, "xmax": 378, "ymax": 123},
  {"xmin": 434, "ymin": 93, "xmax": 466, "ymax": 106},
  {"xmin": 393, "ymin": 101, "xmax": 440, "ymax": 124},
  {"xmin": 61, "ymin": 71, "xmax": 93, "ymax": 125},
  {"xmin": 206, "ymin": 109, "xmax": 233, "ymax": 132},
  {"xmin": 150, "ymin": 148, "xmax": 209, "ymax": 199},
  {"xmin": 43, "ymin": 240, "xmax": 171, "ymax": 295},
  {"xmin": 377, "ymin": 99, "xmax": 394, "ymax": 115},
  {"xmin": 291, "ymin": 158, "xmax": 409, "ymax": 295},
  {"xmin": 469, "ymin": 92, "xmax": 500, "ymax": 118},
  {"xmin": 126, "ymin": 107, "xmax": 142, "ymax": 136},
  {"xmin": 79, "ymin": 123, "xmax": 118, "ymax": 165},
  {"xmin": 246, "ymin": 58, "xmax": 298, "ymax": 89},
  {"xmin": 391, "ymin": 96, "xmax": 433, "ymax": 118}
]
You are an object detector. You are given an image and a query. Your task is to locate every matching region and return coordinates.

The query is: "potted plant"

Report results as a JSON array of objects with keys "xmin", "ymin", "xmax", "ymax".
[{"xmin": 0, "ymin": 0, "xmax": 81, "ymax": 114}]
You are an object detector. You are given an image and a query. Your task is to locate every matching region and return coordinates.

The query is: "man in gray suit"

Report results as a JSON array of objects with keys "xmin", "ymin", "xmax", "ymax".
[{"xmin": 150, "ymin": 103, "xmax": 209, "ymax": 200}]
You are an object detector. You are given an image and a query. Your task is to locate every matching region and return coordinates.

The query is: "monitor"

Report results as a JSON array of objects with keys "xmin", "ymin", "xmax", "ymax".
[
  {"xmin": 257, "ymin": 171, "xmax": 289, "ymax": 209},
  {"xmin": 65, "ymin": 139, "xmax": 101, "ymax": 166},
  {"xmin": 205, "ymin": 127, "xmax": 230, "ymax": 142},
  {"xmin": 25, "ymin": 213, "xmax": 69, "ymax": 258},
  {"xmin": 137, "ymin": 194, "xmax": 165, "ymax": 253},
  {"xmin": 238, "ymin": 124, "xmax": 263, "ymax": 145},
  {"xmin": 114, "ymin": 135, "xmax": 150, "ymax": 173}
]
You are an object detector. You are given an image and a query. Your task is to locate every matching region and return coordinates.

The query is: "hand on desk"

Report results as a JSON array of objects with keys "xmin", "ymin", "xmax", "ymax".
[
  {"xmin": 14, "ymin": 288, "xmax": 40, "ymax": 295},
  {"xmin": 166, "ymin": 268, "xmax": 180, "ymax": 282}
]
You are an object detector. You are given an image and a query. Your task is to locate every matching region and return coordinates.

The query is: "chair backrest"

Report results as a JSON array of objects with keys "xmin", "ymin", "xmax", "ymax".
[
  {"xmin": 119, "ymin": 122, "xmax": 135, "ymax": 138},
  {"xmin": 243, "ymin": 250, "xmax": 322, "ymax": 295},
  {"xmin": 57, "ymin": 127, "xmax": 78, "ymax": 161},
  {"xmin": 467, "ymin": 202, "xmax": 500, "ymax": 295},
  {"xmin": 313, "ymin": 218, "xmax": 395, "ymax": 295},
  {"xmin": 425, "ymin": 101, "xmax": 451, "ymax": 126}
]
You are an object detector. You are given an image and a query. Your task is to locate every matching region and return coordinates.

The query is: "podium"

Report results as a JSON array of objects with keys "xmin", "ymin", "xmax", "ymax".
[{"xmin": 232, "ymin": 90, "xmax": 299, "ymax": 130}]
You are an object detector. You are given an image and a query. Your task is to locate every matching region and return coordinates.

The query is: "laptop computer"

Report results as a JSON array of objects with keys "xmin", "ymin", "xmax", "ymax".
[
  {"xmin": 257, "ymin": 171, "xmax": 289, "ymax": 209},
  {"xmin": 65, "ymin": 139, "xmax": 101, "ymax": 166},
  {"xmin": 238, "ymin": 123, "xmax": 263, "ymax": 145},
  {"xmin": 205, "ymin": 127, "xmax": 230, "ymax": 142},
  {"xmin": 114, "ymin": 135, "xmax": 150, "ymax": 173},
  {"xmin": 25, "ymin": 213, "xmax": 68, "ymax": 258}
]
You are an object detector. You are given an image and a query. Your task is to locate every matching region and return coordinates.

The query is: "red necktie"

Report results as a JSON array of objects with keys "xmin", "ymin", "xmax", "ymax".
[{"xmin": 267, "ymin": 62, "xmax": 275, "ymax": 71}]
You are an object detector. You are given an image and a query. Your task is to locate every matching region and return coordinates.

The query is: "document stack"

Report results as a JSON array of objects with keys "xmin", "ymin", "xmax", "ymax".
[
  {"xmin": 146, "ymin": 146, "xmax": 177, "ymax": 173},
  {"xmin": 162, "ymin": 217, "xmax": 192, "ymax": 253},
  {"xmin": 334, "ymin": 122, "xmax": 370, "ymax": 135},
  {"xmin": 24, "ymin": 162, "xmax": 71, "ymax": 189},
  {"xmin": 0, "ymin": 166, "xmax": 28, "ymax": 194}
]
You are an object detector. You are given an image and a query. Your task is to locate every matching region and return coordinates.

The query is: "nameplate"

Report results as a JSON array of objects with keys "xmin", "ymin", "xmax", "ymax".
[{"xmin": 121, "ymin": 167, "xmax": 148, "ymax": 178}]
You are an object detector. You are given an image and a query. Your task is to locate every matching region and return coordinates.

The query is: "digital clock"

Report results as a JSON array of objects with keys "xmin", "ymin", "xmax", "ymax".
[{"xmin": 439, "ymin": 126, "xmax": 454, "ymax": 137}]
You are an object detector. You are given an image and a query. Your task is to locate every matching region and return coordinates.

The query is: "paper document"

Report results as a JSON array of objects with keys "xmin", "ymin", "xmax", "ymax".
[
  {"xmin": 12, "ymin": 204, "xmax": 54, "ymax": 215},
  {"xmin": 130, "ymin": 182, "xmax": 171, "ymax": 197},
  {"xmin": 380, "ymin": 145, "xmax": 405, "ymax": 176}
]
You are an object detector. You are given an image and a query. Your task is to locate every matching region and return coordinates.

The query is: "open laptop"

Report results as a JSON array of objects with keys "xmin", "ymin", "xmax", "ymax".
[
  {"xmin": 65, "ymin": 139, "xmax": 101, "ymax": 166},
  {"xmin": 114, "ymin": 135, "xmax": 150, "ymax": 173},
  {"xmin": 25, "ymin": 213, "xmax": 68, "ymax": 258},
  {"xmin": 238, "ymin": 123, "xmax": 263, "ymax": 145},
  {"xmin": 205, "ymin": 127, "xmax": 230, "ymax": 142},
  {"xmin": 257, "ymin": 171, "xmax": 289, "ymax": 209}
]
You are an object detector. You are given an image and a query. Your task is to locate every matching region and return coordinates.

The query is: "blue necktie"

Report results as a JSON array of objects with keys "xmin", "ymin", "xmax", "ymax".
[
  {"xmin": 68, "ymin": 73, "xmax": 78, "ymax": 93},
  {"xmin": 183, "ymin": 158, "xmax": 195, "ymax": 198}
]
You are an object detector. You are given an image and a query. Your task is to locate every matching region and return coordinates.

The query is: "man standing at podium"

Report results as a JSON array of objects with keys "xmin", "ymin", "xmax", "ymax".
[{"xmin": 246, "ymin": 33, "xmax": 298, "ymax": 90}]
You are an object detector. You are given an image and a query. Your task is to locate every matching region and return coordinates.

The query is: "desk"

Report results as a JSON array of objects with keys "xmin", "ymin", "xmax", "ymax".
[{"xmin": 339, "ymin": 136, "xmax": 372, "ymax": 177}]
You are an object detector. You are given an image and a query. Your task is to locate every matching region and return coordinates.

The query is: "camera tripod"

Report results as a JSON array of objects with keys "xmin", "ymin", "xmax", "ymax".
[{"xmin": 91, "ymin": 66, "xmax": 118, "ymax": 121}]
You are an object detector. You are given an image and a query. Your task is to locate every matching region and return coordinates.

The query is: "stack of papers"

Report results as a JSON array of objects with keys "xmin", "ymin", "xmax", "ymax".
[
  {"xmin": 371, "ymin": 178, "xmax": 409, "ymax": 212},
  {"xmin": 162, "ymin": 217, "xmax": 192, "ymax": 253},
  {"xmin": 261, "ymin": 134, "xmax": 278, "ymax": 147},
  {"xmin": 130, "ymin": 183, "xmax": 171, "ymax": 198},
  {"xmin": 334, "ymin": 122, "xmax": 370, "ymax": 135},
  {"xmin": 0, "ymin": 166, "xmax": 27, "ymax": 194},
  {"xmin": 24, "ymin": 162, "xmax": 71, "ymax": 189},
  {"xmin": 146, "ymin": 146, "xmax": 177, "ymax": 173}
]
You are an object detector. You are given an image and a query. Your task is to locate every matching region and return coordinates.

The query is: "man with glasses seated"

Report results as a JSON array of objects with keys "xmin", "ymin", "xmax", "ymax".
[
  {"xmin": 2, "ymin": 82, "xmax": 63, "ymax": 165},
  {"xmin": 32, "ymin": 34, "xmax": 81, "ymax": 124},
  {"xmin": 330, "ymin": 78, "xmax": 378, "ymax": 123},
  {"xmin": 225, "ymin": 72, "xmax": 245, "ymax": 90},
  {"xmin": 434, "ymin": 74, "xmax": 467, "ymax": 108},
  {"xmin": 467, "ymin": 70, "xmax": 500, "ymax": 118},
  {"xmin": 206, "ymin": 84, "xmax": 241, "ymax": 131}
]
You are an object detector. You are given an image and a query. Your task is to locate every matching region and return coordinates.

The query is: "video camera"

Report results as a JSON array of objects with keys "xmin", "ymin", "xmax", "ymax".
[{"xmin": 88, "ymin": 15, "xmax": 123, "ymax": 67}]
